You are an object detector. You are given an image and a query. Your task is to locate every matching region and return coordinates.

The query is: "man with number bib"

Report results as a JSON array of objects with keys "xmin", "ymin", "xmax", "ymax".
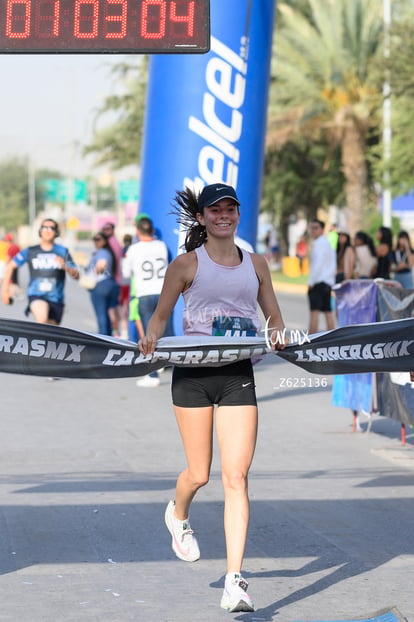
[
  {"xmin": 122, "ymin": 216, "xmax": 170, "ymax": 387},
  {"xmin": 1, "ymin": 218, "xmax": 79, "ymax": 324}
]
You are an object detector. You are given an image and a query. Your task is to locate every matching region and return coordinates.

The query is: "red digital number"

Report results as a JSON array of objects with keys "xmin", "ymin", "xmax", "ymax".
[
  {"xmin": 170, "ymin": 0, "xmax": 194, "ymax": 37},
  {"xmin": 104, "ymin": 0, "xmax": 127, "ymax": 39},
  {"xmin": 6, "ymin": 0, "xmax": 31, "ymax": 38},
  {"xmin": 141, "ymin": 0, "xmax": 167, "ymax": 40},
  {"xmin": 74, "ymin": 0, "xmax": 99, "ymax": 38},
  {"xmin": 36, "ymin": 0, "xmax": 60, "ymax": 38}
]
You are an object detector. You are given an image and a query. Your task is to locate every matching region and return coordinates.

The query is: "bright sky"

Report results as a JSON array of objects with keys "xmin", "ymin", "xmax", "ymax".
[{"xmin": 1, "ymin": 54, "xmax": 128, "ymax": 175}]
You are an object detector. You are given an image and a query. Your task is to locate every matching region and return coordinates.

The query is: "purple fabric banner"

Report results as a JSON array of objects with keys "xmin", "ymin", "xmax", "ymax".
[{"xmin": 331, "ymin": 280, "xmax": 377, "ymax": 411}]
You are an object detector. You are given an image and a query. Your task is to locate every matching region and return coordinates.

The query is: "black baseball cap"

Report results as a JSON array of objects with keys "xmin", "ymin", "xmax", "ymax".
[{"xmin": 197, "ymin": 184, "xmax": 240, "ymax": 210}]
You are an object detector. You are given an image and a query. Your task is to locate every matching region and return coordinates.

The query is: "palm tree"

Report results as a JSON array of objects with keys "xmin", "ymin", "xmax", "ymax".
[{"xmin": 268, "ymin": 0, "xmax": 384, "ymax": 233}]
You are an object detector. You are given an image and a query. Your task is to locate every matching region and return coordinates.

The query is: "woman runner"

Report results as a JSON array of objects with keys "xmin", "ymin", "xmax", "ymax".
[{"xmin": 139, "ymin": 183, "xmax": 286, "ymax": 613}]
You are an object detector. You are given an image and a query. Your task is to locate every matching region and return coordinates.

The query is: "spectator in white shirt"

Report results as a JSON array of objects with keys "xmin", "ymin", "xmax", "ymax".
[
  {"xmin": 122, "ymin": 216, "xmax": 171, "ymax": 387},
  {"xmin": 308, "ymin": 219, "xmax": 336, "ymax": 334}
]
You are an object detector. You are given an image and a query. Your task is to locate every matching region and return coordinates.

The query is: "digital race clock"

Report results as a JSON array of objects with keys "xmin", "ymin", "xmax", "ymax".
[{"xmin": 0, "ymin": 0, "xmax": 210, "ymax": 53}]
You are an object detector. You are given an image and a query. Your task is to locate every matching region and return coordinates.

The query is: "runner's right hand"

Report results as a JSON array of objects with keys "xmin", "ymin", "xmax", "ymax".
[{"xmin": 138, "ymin": 335, "xmax": 157, "ymax": 356}]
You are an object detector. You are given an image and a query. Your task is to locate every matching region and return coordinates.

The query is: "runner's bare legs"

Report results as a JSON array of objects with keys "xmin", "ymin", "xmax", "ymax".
[{"xmin": 173, "ymin": 403, "xmax": 257, "ymax": 573}]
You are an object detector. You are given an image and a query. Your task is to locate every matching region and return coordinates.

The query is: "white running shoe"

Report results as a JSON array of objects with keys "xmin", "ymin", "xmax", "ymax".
[
  {"xmin": 220, "ymin": 573, "xmax": 254, "ymax": 612},
  {"xmin": 164, "ymin": 500, "xmax": 200, "ymax": 562},
  {"xmin": 136, "ymin": 375, "xmax": 160, "ymax": 388}
]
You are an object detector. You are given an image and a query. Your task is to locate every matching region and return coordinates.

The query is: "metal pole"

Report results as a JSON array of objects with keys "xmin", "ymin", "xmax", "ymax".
[
  {"xmin": 28, "ymin": 156, "xmax": 36, "ymax": 228},
  {"xmin": 382, "ymin": 0, "xmax": 392, "ymax": 228}
]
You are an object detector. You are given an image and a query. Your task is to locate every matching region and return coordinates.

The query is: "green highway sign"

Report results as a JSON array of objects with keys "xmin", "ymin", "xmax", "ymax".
[
  {"xmin": 41, "ymin": 179, "xmax": 88, "ymax": 203},
  {"xmin": 118, "ymin": 180, "xmax": 139, "ymax": 203}
]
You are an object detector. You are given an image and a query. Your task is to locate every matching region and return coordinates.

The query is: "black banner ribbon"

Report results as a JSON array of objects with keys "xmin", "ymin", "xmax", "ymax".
[
  {"xmin": 278, "ymin": 317, "xmax": 414, "ymax": 374},
  {"xmin": 0, "ymin": 319, "xmax": 268, "ymax": 379},
  {"xmin": 0, "ymin": 317, "xmax": 413, "ymax": 379}
]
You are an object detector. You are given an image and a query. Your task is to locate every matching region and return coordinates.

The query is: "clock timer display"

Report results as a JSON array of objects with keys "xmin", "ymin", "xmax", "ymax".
[{"xmin": 0, "ymin": 0, "xmax": 210, "ymax": 53}]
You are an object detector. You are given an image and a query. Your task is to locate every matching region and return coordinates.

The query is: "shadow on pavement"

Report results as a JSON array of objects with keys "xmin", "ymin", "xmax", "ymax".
[{"xmin": 0, "ymin": 493, "xmax": 413, "ymax": 621}]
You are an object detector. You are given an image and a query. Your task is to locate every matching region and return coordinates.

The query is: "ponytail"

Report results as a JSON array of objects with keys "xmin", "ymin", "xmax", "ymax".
[{"xmin": 171, "ymin": 187, "xmax": 207, "ymax": 252}]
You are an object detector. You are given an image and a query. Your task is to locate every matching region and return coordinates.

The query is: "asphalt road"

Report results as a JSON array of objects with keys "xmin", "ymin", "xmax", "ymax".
[{"xmin": 0, "ymin": 279, "xmax": 413, "ymax": 622}]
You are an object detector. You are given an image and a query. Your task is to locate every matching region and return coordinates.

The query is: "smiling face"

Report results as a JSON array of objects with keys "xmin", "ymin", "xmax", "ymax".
[{"xmin": 196, "ymin": 198, "xmax": 240, "ymax": 239}]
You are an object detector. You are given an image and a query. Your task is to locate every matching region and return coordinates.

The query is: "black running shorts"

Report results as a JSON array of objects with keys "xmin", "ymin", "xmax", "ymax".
[
  {"xmin": 171, "ymin": 359, "xmax": 257, "ymax": 408},
  {"xmin": 308, "ymin": 282, "xmax": 332, "ymax": 312},
  {"xmin": 27, "ymin": 297, "xmax": 64, "ymax": 324}
]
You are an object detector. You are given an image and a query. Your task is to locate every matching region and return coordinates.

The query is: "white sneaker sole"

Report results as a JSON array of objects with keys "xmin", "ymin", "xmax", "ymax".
[{"xmin": 220, "ymin": 596, "xmax": 254, "ymax": 613}]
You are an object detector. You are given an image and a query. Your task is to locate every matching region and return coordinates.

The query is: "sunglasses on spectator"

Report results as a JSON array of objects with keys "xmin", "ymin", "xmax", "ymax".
[
  {"xmin": 93, "ymin": 236, "xmax": 104, "ymax": 242},
  {"xmin": 41, "ymin": 225, "xmax": 57, "ymax": 231}
]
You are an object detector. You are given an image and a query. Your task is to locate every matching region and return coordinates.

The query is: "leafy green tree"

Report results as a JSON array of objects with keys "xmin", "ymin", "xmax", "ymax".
[
  {"xmin": 0, "ymin": 157, "xmax": 30, "ymax": 230},
  {"xmin": 380, "ymin": 6, "xmax": 414, "ymax": 194},
  {"xmin": 263, "ymin": 136, "xmax": 344, "ymax": 247},
  {"xmin": 84, "ymin": 58, "xmax": 148, "ymax": 169},
  {"xmin": 0, "ymin": 158, "xmax": 67, "ymax": 230},
  {"xmin": 268, "ymin": 0, "xmax": 384, "ymax": 234}
]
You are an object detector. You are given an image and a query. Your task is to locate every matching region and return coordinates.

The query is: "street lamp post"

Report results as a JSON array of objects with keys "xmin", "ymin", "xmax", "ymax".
[
  {"xmin": 382, "ymin": 0, "xmax": 392, "ymax": 228},
  {"xmin": 28, "ymin": 156, "xmax": 36, "ymax": 229}
]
